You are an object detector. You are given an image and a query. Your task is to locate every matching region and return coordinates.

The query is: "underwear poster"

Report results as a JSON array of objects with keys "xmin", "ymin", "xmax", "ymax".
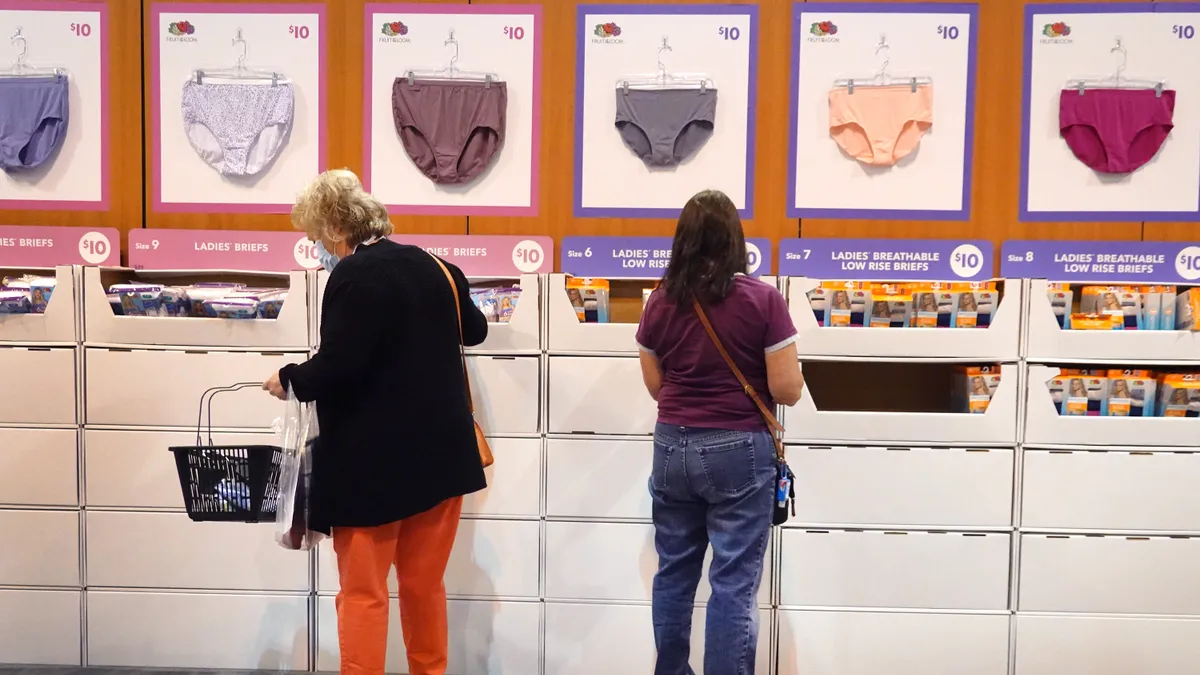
[
  {"xmin": 151, "ymin": 3, "xmax": 326, "ymax": 213},
  {"xmin": 574, "ymin": 5, "xmax": 758, "ymax": 219},
  {"xmin": 0, "ymin": 2, "xmax": 107, "ymax": 209},
  {"xmin": 1020, "ymin": 4, "xmax": 1200, "ymax": 221},
  {"xmin": 789, "ymin": 3, "xmax": 978, "ymax": 220},
  {"xmin": 364, "ymin": 5, "xmax": 542, "ymax": 216}
]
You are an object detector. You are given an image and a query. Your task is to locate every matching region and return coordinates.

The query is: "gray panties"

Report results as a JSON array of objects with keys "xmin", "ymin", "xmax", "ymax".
[
  {"xmin": 0, "ymin": 74, "xmax": 69, "ymax": 172},
  {"xmin": 614, "ymin": 88, "xmax": 717, "ymax": 168}
]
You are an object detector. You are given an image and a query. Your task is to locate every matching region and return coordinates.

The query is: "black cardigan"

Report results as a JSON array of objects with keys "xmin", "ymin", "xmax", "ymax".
[{"xmin": 279, "ymin": 239, "xmax": 488, "ymax": 533}]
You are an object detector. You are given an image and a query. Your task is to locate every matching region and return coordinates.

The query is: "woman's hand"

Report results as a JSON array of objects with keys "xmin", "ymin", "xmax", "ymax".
[{"xmin": 263, "ymin": 371, "xmax": 286, "ymax": 400}]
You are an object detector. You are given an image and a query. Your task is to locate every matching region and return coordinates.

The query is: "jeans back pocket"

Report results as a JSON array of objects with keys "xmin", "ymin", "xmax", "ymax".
[{"xmin": 695, "ymin": 433, "xmax": 759, "ymax": 497}]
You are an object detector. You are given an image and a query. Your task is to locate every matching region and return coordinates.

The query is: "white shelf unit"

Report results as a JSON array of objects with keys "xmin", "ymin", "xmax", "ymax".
[
  {"xmin": 1017, "ymin": 275, "xmax": 1200, "ymax": 674},
  {"xmin": 0, "ymin": 265, "xmax": 83, "ymax": 667},
  {"xmin": 775, "ymin": 272, "xmax": 1020, "ymax": 675},
  {"xmin": 784, "ymin": 276, "xmax": 1022, "ymax": 361},
  {"xmin": 78, "ymin": 263, "xmax": 313, "ymax": 670},
  {"xmin": 312, "ymin": 269, "xmax": 545, "ymax": 672}
]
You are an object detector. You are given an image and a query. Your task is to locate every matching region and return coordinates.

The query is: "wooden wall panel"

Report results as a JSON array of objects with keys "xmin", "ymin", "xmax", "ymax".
[
  {"xmin": 141, "ymin": 0, "xmax": 468, "ymax": 235},
  {"xmin": 800, "ymin": 0, "xmax": 1144, "ymax": 245},
  {"xmin": 466, "ymin": 0, "xmax": 799, "ymax": 244},
  {"xmin": 0, "ymin": 0, "xmax": 142, "ymax": 235}
]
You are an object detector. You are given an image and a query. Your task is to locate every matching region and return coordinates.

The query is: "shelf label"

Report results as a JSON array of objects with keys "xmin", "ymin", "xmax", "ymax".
[
  {"xmin": 129, "ymin": 229, "xmax": 320, "ymax": 272},
  {"xmin": 778, "ymin": 238, "xmax": 993, "ymax": 281},
  {"xmin": 561, "ymin": 236, "xmax": 773, "ymax": 279},
  {"xmin": 0, "ymin": 225, "xmax": 119, "ymax": 267},
  {"xmin": 1000, "ymin": 240, "xmax": 1200, "ymax": 283},
  {"xmin": 391, "ymin": 235, "xmax": 553, "ymax": 277}
]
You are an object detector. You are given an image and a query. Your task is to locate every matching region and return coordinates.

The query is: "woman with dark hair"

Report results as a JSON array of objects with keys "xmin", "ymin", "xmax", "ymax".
[{"xmin": 635, "ymin": 189, "xmax": 804, "ymax": 674}]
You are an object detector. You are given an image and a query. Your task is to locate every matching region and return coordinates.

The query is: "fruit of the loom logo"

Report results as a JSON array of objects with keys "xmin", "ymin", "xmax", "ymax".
[
  {"xmin": 810, "ymin": 21, "xmax": 838, "ymax": 37},
  {"xmin": 594, "ymin": 22, "xmax": 622, "ymax": 38},
  {"xmin": 1042, "ymin": 22, "xmax": 1071, "ymax": 38},
  {"xmin": 382, "ymin": 20, "xmax": 409, "ymax": 37},
  {"xmin": 168, "ymin": 20, "xmax": 195, "ymax": 36}
]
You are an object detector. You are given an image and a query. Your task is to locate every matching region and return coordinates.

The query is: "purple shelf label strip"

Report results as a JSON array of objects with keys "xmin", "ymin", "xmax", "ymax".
[
  {"xmin": 1000, "ymin": 240, "xmax": 1200, "ymax": 284},
  {"xmin": 560, "ymin": 236, "xmax": 772, "ymax": 279},
  {"xmin": 778, "ymin": 238, "xmax": 994, "ymax": 281}
]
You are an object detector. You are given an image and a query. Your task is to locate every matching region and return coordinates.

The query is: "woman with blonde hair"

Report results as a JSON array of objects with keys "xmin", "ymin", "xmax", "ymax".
[{"xmin": 263, "ymin": 169, "xmax": 488, "ymax": 675}]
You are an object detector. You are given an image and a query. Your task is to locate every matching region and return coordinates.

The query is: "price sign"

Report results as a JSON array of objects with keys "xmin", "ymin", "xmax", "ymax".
[
  {"xmin": 1000, "ymin": 240, "xmax": 1200, "ymax": 283},
  {"xmin": 778, "ymin": 238, "xmax": 994, "ymax": 281},
  {"xmin": 128, "ymin": 229, "xmax": 317, "ymax": 271},
  {"xmin": 561, "ymin": 236, "xmax": 773, "ymax": 279},
  {"xmin": 390, "ymin": 235, "xmax": 554, "ymax": 277},
  {"xmin": 0, "ymin": 225, "xmax": 119, "ymax": 267}
]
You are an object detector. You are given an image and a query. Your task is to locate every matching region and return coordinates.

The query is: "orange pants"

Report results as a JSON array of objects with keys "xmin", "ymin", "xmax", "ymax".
[{"xmin": 333, "ymin": 497, "xmax": 463, "ymax": 675}]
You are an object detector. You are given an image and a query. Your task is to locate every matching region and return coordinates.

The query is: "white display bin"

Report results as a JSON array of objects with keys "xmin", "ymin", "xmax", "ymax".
[
  {"xmin": 0, "ymin": 346, "xmax": 77, "ymax": 426},
  {"xmin": 778, "ymin": 529, "xmax": 1011, "ymax": 610},
  {"xmin": 1015, "ymin": 614, "xmax": 1200, "ymax": 675},
  {"xmin": 315, "ymin": 270, "xmax": 542, "ymax": 353},
  {"xmin": 1025, "ymin": 364, "xmax": 1200, "ymax": 447},
  {"xmin": 546, "ymin": 437, "xmax": 652, "ymax": 520},
  {"xmin": 543, "ymin": 521, "xmax": 772, "ymax": 605},
  {"xmin": 316, "ymin": 597, "xmax": 541, "ymax": 674},
  {"xmin": 84, "ymin": 348, "xmax": 294, "ymax": 429},
  {"xmin": 788, "ymin": 445, "xmax": 1013, "ymax": 528},
  {"xmin": 546, "ymin": 273, "xmax": 638, "ymax": 355},
  {"xmin": 1019, "ymin": 533, "xmax": 1200, "ymax": 615},
  {"xmin": 83, "ymin": 428, "xmax": 275, "ymax": 509},
  {"xmin": 543, "ymin": 603, "xmax": 772, "ymax": 675},
  {"xmin": 82, "ymin": 266, "xmax": 309, "ymax": 349},
  {"xmin": 0, "ymin": 509, "xmax": 80, "ymax": 587},
  {"xmin": 0, "ymin": 428, "xmax": 78, "ymax": 506},
  {"xmin": 785, "ymin": 276, "xmax": 1021, "ymax": 360},
  {"xmin": 1027, "ymin": 278, "xmax": 1200, "ymax": 363},
  {"xmin": 317, "ymin": 518, "xmax": 540, "ymax": 599},
  {"xmin": 1022, "ymin": 449, "xmax": 1200, "ymax": 531},
  {"xmin": 783, "ymin": 363, "xmax": 1020, "ymax": 446},
  {"xmin": 85, "ymin": 591, "xmax": 310, "ymax": 670},
  {"xmin": 776, "ymin": 610, "xmax": 1010, "ymax": 675},
  {"xmin": 0, "ymin": 265, "xmax": 77, "ymax": 345},
  {"xmin": 468, "ymin": 356, "xmax": 541, "ymax": 436},
  {"xmin": 547, "ymin": 356, "xmax": 657, "ymax": 436},
  {"xmin": 0, "ymin": 589, "xmax": 83, "ymax": 666},
  {"xmin": 84, "ymin": 512, "xmax": 308, "ymax": 592},
  {"xmin": 463, "ymin": 437, "xmax": 542, "ymax": 518}
]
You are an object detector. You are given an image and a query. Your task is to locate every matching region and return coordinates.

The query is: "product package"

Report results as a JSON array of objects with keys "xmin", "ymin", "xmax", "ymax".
[
  {"xmin": 868, "ymin": 284, "xmax": 914, "ymax": 328},
  {"xmin": 953, "ymin": 365, "xmax": 1002, "ymax": 414},
  {"xmin": 0, "ymin": 289, "xmax": 31, "ymax": 314},
  {"xmin": 1054, "ymin": 371, "xmax": 1107, "ymax": 416},
  {"xmin": 1175, "ymin": 289, "xmax": 1200, "ymax": 331},
  {"xmin": 0, "ymin": 275, "xmax": 57, "ymax": 315},
  {"xmin": 1101, "ymin": 369, "xmax": 1157, "ymax": 417},
  {"xmin": 1157, "ymin": 374, "xmax": 1200, "ymax": 417},
  {"xmin": 1080, "ymin": 285, "xmax": 1142, "ymax": 329},
  {"xmin": 1070, "ymin": 313, "xmax": 1123, "ymax": 330},
  {"xmin": 807, "ymin": 287, "xmax": 829, "ymax": 325},
  {"xmin": 1047, "ymin": 283, "xmax": 1074, "ymax": 329},
  {"xmin": 567, "ymin": 278, "xmax": 610, "ymax": 323},
  {"xmin": 950, "ymin": 282, "xmax": 998, "ymax": 328},
  {"xmin": 912, "ymin": 282, "xmax": 952, "ymax": 328},
  {"xmin": 823, "ymin": 281, "xmax": 869, "ymax": 327}
]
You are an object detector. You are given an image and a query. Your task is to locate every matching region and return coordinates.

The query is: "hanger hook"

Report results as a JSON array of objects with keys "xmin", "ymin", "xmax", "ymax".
[
  {"xmin": 657, "ymin": 36, "xmax": 672, "ymax": 77},
  {"xmin": 1112, "ymin": 36, "xmax": 1127, "ymax": 80},
  {"xmin": 233, "ymin": 28, "xmax": 247, "ymax": 69},
  {"xmin": 876, "ymin": 34, "xmax": 890, "ymax": 76},
  {"xmin": 11, "ymin": 26, "xmax": 26, "ymax": 65},
  {"xmin": 445, "ymin": 29, "xmax": 459, "ymax": 71}
]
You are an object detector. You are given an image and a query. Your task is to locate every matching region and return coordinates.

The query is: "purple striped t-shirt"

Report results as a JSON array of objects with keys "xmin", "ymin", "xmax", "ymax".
[{"xmin": 635, "ymin": 276, "xmax": 798, "ymax": 431}]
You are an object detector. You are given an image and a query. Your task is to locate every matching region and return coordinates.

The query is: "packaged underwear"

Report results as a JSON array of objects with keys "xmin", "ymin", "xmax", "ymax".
[
  {"xmin": 0, "ymin": 289, "xmax": 31, "ymax": 314},
  {"xmin": 107, "ymin": 284, "xmax": 165, "ymax": 317}
]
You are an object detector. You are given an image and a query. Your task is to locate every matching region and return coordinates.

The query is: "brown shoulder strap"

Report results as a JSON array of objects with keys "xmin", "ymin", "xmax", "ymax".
[
  {"xmin": 428, "ymin": 252, "xmax": 475, "ymax": 415},
  {"xmin": 692, "ymin": 298, "xmax": 785, "ymax": 438}
]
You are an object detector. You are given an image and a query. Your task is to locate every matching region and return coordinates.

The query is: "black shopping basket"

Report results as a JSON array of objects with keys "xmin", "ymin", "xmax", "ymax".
[{"xmin": 169, "ymin": 383, "xmax": 284, "ymax": 523}]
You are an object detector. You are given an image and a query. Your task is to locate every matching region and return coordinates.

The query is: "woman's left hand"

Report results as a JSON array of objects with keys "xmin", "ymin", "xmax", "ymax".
[{"xmin": 263, "ymin": 371, "xmax": 286, "ymax": 400}]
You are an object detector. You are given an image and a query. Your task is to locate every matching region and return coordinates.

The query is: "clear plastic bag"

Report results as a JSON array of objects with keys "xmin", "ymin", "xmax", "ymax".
[{"xmin": 274, "ymin": 387, "xmax": 324, "ymax": 550}]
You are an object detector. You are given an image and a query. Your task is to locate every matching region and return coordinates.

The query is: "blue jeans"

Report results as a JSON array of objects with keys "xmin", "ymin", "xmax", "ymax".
[{"xmin": 649, "ymin": 422, "xmax": 776, "ymax": 675}]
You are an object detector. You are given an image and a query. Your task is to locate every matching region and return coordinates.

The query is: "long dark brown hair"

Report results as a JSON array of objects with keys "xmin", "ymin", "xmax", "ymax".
[{"xmin": 660, "ymin": 190, "xmax": 747, "ymax": 305}]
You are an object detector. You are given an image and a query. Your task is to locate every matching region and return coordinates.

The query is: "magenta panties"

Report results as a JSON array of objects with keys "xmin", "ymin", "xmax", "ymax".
[{"xmin": 1059, "ymin": 88, "xmax": 1176, "ymax": 174}]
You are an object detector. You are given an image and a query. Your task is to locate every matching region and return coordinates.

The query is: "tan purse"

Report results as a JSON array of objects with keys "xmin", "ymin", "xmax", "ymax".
[{"xmin": 430, "ymin": 254, "xmax": 495, "ymax": 469}]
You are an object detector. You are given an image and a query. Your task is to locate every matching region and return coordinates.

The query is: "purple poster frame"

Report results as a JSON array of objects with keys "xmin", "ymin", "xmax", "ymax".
[
  {"xmin": 362, "ymin": 4, "xmax": 544, "ymax": 216},
  {"xmin": 787, "ymin": 2, "xmax": 979, "ymax": 221},
  {"xmin": 0, "ymin": 1, "xmax": 109, "ymax": 211},
  {"xmin": 573, "ymin": 4, "xmax": 759, "ymax": 220},
  {"xmin": 1019, "ymin": 2, "xmax": 1200, "ymax": 222},
  {"xmin": 150, "ymin": 3, "xmax": 328, "ymax": 214}
]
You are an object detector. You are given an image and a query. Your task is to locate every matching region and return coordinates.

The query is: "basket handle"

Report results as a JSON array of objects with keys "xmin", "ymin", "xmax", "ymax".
[{"xmin": 195, "ymin": 382, "xmax": 264, "ymax": 446}]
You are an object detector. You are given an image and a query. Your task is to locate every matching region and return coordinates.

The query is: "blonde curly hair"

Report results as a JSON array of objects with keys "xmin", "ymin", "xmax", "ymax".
[{"xmin": 291, "ymin": 169, "xmax": 394, "ymax": 245}]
